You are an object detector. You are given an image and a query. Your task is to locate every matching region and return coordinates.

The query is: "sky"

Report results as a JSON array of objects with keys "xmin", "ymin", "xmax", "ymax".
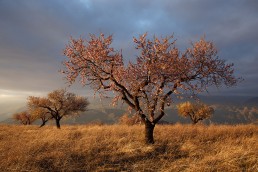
[{"xmin": 0, "ymin": 0, "xmax": 258, "ymax": 119}]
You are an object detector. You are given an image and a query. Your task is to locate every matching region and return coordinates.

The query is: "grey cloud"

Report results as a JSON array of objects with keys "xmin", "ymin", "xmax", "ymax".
[{"xmin": 0, "ymin": 0, "xmax": 258, "ymax": 98}]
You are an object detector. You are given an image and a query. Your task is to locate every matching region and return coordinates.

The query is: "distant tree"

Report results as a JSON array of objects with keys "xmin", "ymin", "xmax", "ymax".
[
  {"xmin": 27, "ymin": 89, "xmax": 89, "ymax": 129},
  {"xmin": 13, "ymin": 111, "xmax": 35, "ymax": 125},
  {"xmin": 62, "ymin": 33, "xmax": 240, "ymax": 143},
  {"xmin": 231, "ymin": 106, "xmax": 258, "ymax": 123},
  {"xmin": 118, "ymin": 113, "xmax": 142, "ymax": 125},
  {"xmin": 177, "ymin": 101, "xmax": 214, "ymax": 124},
  {"xmin": 29, "ymin": 108, "xmax": 52, "ymax": 127}
]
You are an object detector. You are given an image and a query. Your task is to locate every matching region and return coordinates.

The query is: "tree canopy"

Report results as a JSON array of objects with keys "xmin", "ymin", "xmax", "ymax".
[
  {"xmin": 177, "ymin": 101, "xmax": 214, "ymax": 124},
  {"xmin": 62, "ymin": 33, "xmax": 240, "ymax": 143},
  {"xmin": 13, "ymin": 111, "xmax": 35, "ymax": 125},
  {"xmin": 28, "ymin": 89, "xmax": 89, "ymax": 128}
]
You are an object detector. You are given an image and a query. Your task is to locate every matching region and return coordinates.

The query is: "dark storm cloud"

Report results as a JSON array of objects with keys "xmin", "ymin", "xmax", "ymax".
[{"xmin": 0, "ymin": 0, "xmax": 258, "ymax": 97}]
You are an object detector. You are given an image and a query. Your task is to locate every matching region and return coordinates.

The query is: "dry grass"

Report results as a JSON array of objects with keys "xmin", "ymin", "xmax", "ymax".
[{"xmin": 0, "ymin": 124, "xmax": 257, "ymax": 172}]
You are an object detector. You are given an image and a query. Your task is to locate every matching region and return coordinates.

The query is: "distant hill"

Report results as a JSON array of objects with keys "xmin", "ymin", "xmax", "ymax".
[
  {"xmin": 62, "ymin": 108, "xmax": 126, "ymax": 125},
  {"xmin": 0, "ymin": 118, "xmax": 16, "ymax": 124},
  {"xmin": 243, "ymin": 97, "xmax": 258, "ymax": 107},
  {"xmin": 0, "ymin": 101, "xmax": 26, "ymax": 122},
  {"xmin": 1, "ymin": 95, "xmax": 257, "ymax": 125}
]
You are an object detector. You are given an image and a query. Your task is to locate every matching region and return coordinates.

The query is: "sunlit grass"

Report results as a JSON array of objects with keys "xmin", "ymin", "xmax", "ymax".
[{"xmin": 0, "ymin": 124, "xmax": 257, "ymax": 171}]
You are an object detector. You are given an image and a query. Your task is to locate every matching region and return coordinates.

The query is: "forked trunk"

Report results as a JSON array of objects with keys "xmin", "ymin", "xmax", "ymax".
[
  {"xmin": 192, "ymin": 118, "xmax": 202, "ymax": 125},
  {"xmin": 190, "ymin": 116, "xmax": 198, "ymax": 125},
  {"xmin": 145, "ymin": 121, "xmax": 155, "ymax": 144}
]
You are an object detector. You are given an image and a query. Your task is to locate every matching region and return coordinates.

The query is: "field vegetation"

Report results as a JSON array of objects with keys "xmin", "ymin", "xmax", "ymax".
[{"xmin": 0, "ymin": 124, "xmax": 257, "ymax": 171}]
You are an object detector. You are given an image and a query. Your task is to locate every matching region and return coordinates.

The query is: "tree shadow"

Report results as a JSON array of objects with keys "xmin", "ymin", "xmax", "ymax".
[{"xmin": 34, "ymin": 142, "xmax": 189, "ymax": 171}]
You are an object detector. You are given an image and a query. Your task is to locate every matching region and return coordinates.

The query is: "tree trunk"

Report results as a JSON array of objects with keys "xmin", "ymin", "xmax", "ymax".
[
  {"xmin": 192, "ymin": 118, "xmax": 202, "ymax": 125},
  {"xmin": 190, "ymin": 115, "xmax": 198, "ymax": 125},
  {"xmin": 145, "ymin": 121, "xmax": 155, "ymax": 144},
  {"xmin": 40, "ymin": 120, "xmax": 46, "ymax": 128},
  {"xmin": 192, "ymin": 120, "xmax": 198, "ymax": 125},
  {"xmin": 55, "ymin": 119, "xmax": 61, "ymax": 129}
]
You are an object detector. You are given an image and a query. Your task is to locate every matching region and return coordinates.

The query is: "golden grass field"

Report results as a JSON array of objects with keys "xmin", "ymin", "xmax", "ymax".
[{"xmin": 0, "ymin": 124, "xmax": 257, "ymax": 172}]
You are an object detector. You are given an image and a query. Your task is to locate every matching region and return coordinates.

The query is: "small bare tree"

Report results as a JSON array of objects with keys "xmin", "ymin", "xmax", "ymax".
[
  {"xmin": 118, "ymin": 113, "xmax": 142, "ymax": 125},
  {"xmin": 13, "ymin": 111, "xmax": 35, "ymax": 125},
  {"xmin": 27, "ymin": 89, "xmax": 89, "ymax": 129},
  {"xmin": 229, "ymin": 106, "xmax": 258, "ymax": 123},
  {"xmin": 177, "ymin": 101, "xmax": 214, "ymax": 124},
  {"xmin": 29, "ymin": 108, "xmax": 52, "ymax": 127}
]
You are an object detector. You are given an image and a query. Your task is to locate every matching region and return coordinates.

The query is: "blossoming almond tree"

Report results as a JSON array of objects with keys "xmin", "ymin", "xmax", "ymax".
[{"xmin": 62, "ymin": 33, "xmax": 240, "ymax": 144}]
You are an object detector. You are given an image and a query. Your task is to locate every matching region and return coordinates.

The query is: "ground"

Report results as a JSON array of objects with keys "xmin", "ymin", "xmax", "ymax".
[{"xmin": 0, "ymin": 124, "xmax": 257, "ymax": 171}]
